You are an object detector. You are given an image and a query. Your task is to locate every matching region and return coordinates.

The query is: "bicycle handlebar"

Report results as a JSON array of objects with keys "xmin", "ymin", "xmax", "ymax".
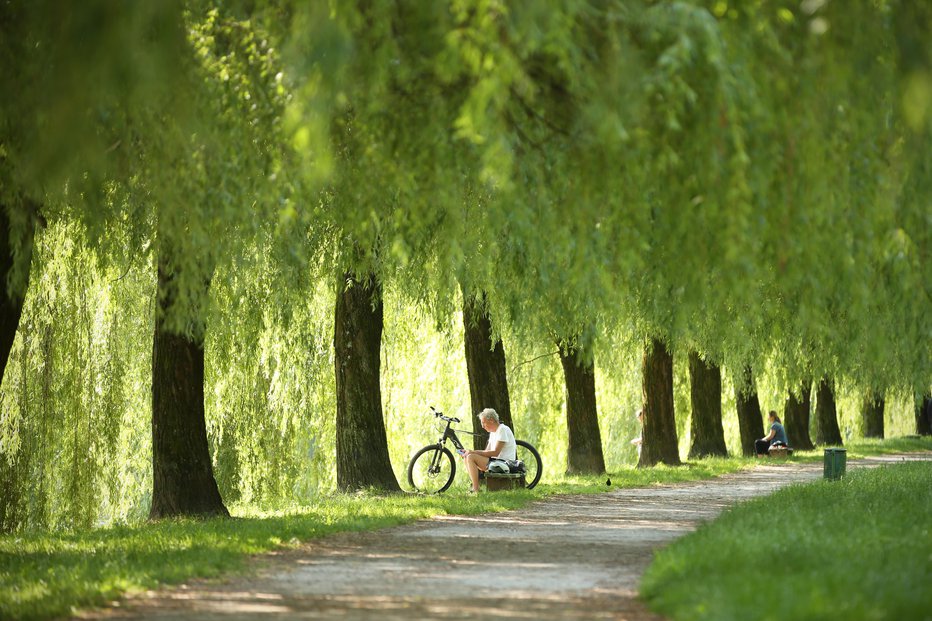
[{"xmin": 428, "ymin": 405, "xmax": 460, "ymax": 424}]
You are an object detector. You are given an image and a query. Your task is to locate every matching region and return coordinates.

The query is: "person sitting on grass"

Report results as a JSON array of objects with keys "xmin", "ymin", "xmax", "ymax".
[
  {"xmin": 462, "ymin": 408, "xmax": 517, "ymax": 493},
  {"xmin": 755, "ymin": 410, "xmax": 789, "ymax": 457}
]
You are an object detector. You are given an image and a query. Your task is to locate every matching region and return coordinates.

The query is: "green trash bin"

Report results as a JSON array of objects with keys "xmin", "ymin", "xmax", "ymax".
[{"xmin": 823, "ymin": 448, "xmax": 847, "ymax": 480}]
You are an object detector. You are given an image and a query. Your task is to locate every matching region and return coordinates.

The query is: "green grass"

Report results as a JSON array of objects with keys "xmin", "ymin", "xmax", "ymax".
[
  {"xmin": 2, "ymin": 442, "xmax": 929, "ymax": 621},
  {"xmin": 641, "ymin": 460, "xmax": 932, "ymax": 621},
  {"xmin": 0, "ymin": 458, "xmax": 749, "ymax": 620},
  {"xmin": 783, "ymin": 436, "xmax": 932, "ymax": 463}
]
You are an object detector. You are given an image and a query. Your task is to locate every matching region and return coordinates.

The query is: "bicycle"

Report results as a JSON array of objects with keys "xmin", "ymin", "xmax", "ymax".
[{"xmin": 407, "ymin": 406, "xmax": 543, "ymax": 493}]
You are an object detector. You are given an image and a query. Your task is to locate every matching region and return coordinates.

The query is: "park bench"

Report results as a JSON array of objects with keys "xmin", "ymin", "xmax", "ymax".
[
  {"xmin": 484, "ymin": 472, "xmax": 527, "ymax": 491},
  {"xmin": 768, "ymin": 445, "xmax": 794, "ymax": 459}
]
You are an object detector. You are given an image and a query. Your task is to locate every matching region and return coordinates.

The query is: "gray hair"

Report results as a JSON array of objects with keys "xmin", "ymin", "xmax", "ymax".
[{"xmin": 477, "ymin": 408, "xmax": 500, "ymax": 424}]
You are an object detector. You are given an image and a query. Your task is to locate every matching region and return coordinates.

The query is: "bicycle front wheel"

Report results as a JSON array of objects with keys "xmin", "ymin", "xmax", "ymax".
[
  {"xmin": 516, "ymin": 440, "xmax": 543, "ymax": 489},
  {"xmin": 407, "ymin": 445, "xmax": 456, "ymax": 493}
]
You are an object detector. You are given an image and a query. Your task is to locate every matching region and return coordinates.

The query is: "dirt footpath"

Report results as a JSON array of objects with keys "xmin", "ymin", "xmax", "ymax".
[{"xmin": 80, "ymin": 455, "xmax": 928, "ymax": 621}]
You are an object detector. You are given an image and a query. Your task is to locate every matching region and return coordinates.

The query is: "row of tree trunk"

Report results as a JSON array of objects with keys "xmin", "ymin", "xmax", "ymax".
[{"xmin": 1, "ymin": 215, "xmax": 930, "ymax": 518}]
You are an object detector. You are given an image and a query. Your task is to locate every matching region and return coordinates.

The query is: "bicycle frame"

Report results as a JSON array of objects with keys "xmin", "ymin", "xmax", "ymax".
[
  {"xmin": 427, "ymin": 418, "xmax": 476, "ymax": 473},
  {"xmin": 440, "ymin": 421, "xmax": 470, "ymax": 450}
]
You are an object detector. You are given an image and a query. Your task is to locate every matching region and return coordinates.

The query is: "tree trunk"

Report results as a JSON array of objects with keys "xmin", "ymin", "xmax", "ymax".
[
  {"xmin": 150, "ymin": 257, "xmax": 228, "ymax": 519},
  {"xmin": 639, "ymin": 337, "xmax": 681, "ymax": 467},
  {"xmin": 783, "ymin": 380, "xmax": 814, "ymax": 450},
  {"xmin": 815, "ymin": 377, "xmax": 843, "ymax": 446},
  {"xmin": 463, "ymin": 292, "xmax": 512, "ymax": 450},
  {"xmin": 0, "ymin": 204, "xmax": 36, "ymax": 385},
  {"xmin": 558, "ymin": 344, "xmax": 605, "ymax": 475},
  {"xmin": 735, "ymin": 365, "xmax": 765, "ymax": 457},
  {"xmin": 861, "ymin": 391, "xmax": 885, "ymax": 439},
  {"xmin": 916, "ymin": 393, "xmax": 932, "ymax": 436},
  {"xmin": 687, "ymin": 351, "xmax": 727, "ymax": 459},
  {"xmin": 334, "ymin": 272, "xmax": 400, "ymax": 492}
]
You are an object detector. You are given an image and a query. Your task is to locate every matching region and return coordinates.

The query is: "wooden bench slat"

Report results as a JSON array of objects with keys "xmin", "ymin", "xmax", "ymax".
[{"xmin": 484, "ymin": 472, "xmax": 527, "ymax": 491}]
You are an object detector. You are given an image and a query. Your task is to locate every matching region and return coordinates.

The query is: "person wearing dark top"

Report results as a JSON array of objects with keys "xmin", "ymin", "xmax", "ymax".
[{"xmin": 756, "ymin": 411, "xmax": 789, "ymax": 457}]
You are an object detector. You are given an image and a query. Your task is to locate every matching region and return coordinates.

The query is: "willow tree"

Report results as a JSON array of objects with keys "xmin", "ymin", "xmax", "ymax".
[
  {"xmin": 150, "ymin": 256, "xmax": 227, "ymax": 518},
  {"xmin": 149, "ymin": 9, "xmax": 315, "ymax": 516},
  {"xmin": 463, "ymin": 292, "xmax": 513, "ymax": 449},
  {"xmin": 0, "ymin": 1, "xmax": 187, "ymax": 386},
  {"xmin": 861, "ymin": 392, "xmax": 885, "ymax": 439},
  {"xmin": 318, "ymin": 2, "xmax": 476, "ymax": 491},
  {"xmin": 630, "ymin": 6, "xmax": 755, "ymax": 466},
  {"xmin": 640, "ymin": 338, "xmax": 680, "ymax": 467},
  {"xmin": 333, "ymin": 272, "xmax": 399, "ymax": 491},
  {"xmin": 734, "ymin": 366, "xmax": 765, "ymax": 457},
  {"xmin": 0, "ymin": 203, "xmax": 40, "ymax": 384},
  {"xmin": 688, "ymin": 352, "xmax": 727, "ymax": 459},
  {"xmin": 757, "ymin": 1, "xmax": 926, "ymax": 408},
  {"xmin": 814, "ymin": 377, "xmax": 843, "ymax": 446},
  {"xmin": 917, "ymin": 395, "xmax": 932, "ymax": 436},
  {"xmin": 0, "ymin": 1, "xmax": 191, "ymax": 529},
  {"xmin": 784, "ymin": 381, "xmax": 814, "ymax": 450},
  {"xmin": 558, "ymin": 341, "xmax": 605, "ymax": 475},
  {"xmin": 447, "ymin": 3, "xmax": 766, "ymax": 472},
  {"xmin": 891, "ymin": 1, "xmax": 932, "ymax": 408},
  {"xmin": 0, "ymin": 1, "xmax": 231, "ymax": 519}
]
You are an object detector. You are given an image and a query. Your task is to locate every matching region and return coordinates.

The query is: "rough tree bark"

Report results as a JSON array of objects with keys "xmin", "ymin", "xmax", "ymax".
[
  {"xmin": 783, "ymin": 380, "xmax": 815, "ymax": 450},
  {"xmin": 916, "ymin": 393, "xmax": 932, "ymax": 436},
  {"xmin": 0, "ymin": 203, "xmax": 37, "ymax": 385},
  {"xmin": 334, "ymin": 272, "xmax": 400, "ymax": 492},
  {"xmin": 463, "ymin": 293, "xmax": 513, "ymax": 450},
  {"xmin": 687, "ymin": 351, "xmax": 727, "ymax": 459},
  {"xmin": 639, "ymin": 337, "xmax": 681, "ymax": 467},
  {"xmin": 861, "ymin": 391, "xmax": 885, "ymax": 439},
  {"xmin": 815, "ymin": 377, "xmax": 843, "ymax": 446},
  {"xmin": 734, "ymin": 365, "xmax": 765, "ymax": 457},
  {"xmin": 558, "ymin": 343, "xmax": 605, "ymax": 475},
  {"xmin": 150, "ymin": 257, "xmax": 228, "ymax": 519}
]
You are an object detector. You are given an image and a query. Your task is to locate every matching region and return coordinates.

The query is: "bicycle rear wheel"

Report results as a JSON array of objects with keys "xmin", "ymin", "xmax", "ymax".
[
  {"xmin": 516, "ymin": 440, "xmax": 542, "ymax": 489},
  {"xmin": 407, "ymin": 445, "xmax": 456, "ymax": 493}
]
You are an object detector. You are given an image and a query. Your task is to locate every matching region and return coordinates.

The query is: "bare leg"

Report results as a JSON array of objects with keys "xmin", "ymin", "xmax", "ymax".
[{"xmin": 465, "ymin": 454, "xmax": 490, "ymax": 492}]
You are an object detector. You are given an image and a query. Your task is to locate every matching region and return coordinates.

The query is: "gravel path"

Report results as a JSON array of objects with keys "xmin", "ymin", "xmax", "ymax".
[{"xmin": 79, "ymin": 454, "xmax": 929, "ymax": 621}]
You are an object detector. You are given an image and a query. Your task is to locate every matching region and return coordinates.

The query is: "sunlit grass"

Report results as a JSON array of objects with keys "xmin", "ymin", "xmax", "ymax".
[
  {"xmin": 0, "ymin": 460, "xmax": 751, "ymax": 620},
  {"xmin": 1, "ymin": 439, "xmax": 929, "ymax": 620},
  {"xmin": 641, "ymin": 460, "xmax": 932, "ymax": 621},
  {"xmin": 778, "ymin": 435, "xmax": 932, "ymax": 463}
]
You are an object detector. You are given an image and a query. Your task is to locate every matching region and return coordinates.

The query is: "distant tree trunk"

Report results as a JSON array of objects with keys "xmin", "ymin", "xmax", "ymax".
[
  {"xmin": 0, "ymin": 203, "xmax": 37, "ymax": 385},
  {"xmin": 463, "ymin": 292, "xmax": 512, "ymax": 450},
  {"xmin": 687, "ymin": 352, "xmax": 727, "ymax": 458},
  {"xmin": 639, "ymin": 337, "xmax": 681, "ymax": 467},
  {"xmin": 150, "ymin": 257, "xmax": 228, "ymax": 519},
  {"xmin": 334, "ymin": 272, "xmax": 400, "ymax": 492},
  {"xmin": 783, "ymin": 380, "xmax": 814, "ymax": 450},
  {"xmin": 916, "ymin": 393, "xmax": 932, "ymax": 436},
  {"xmin": 558, "ymin": 344, "xmax": 605, "ymax": 475},
  {"xmin": 861, "ymin": 391, "xmax": 885, "ymax": 439},
  {"xmin": 815, "ymin": 377, "xmax": 843, "ymax": 446},
  {"xmin": 735, "ymin": 365, "xmax": 765, "ymax": 457}
]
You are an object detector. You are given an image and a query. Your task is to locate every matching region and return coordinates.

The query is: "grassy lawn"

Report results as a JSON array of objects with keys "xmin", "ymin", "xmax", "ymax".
[
  {"xmin": 783, "ymin": 436, "xmax": 932, "ymax": 463},
  {"xmin": 641, "ymin": 459, "xmax": 932, "ymax": 621},
  {"xmin": 2, "ymin": 438, "xmax": 929, "ymax": 620},
  {"xmin": 0, "ymin": 458, "xmax": 747, "ymax": 620}
]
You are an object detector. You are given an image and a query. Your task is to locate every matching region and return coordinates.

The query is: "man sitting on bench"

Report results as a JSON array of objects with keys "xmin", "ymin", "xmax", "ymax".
[
  {"xmin": 462, "ymin": 408, "xmax": 517, "ymax": 493},
  {"xmin": 756, "ymin": 410, "xmax": 789, "ymax": 457}
]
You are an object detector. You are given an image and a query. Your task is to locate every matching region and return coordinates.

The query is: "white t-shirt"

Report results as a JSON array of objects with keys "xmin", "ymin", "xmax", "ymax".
[{"xmin": 488, "ymin": 424, "xmax": 517, "ymax": 461}]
